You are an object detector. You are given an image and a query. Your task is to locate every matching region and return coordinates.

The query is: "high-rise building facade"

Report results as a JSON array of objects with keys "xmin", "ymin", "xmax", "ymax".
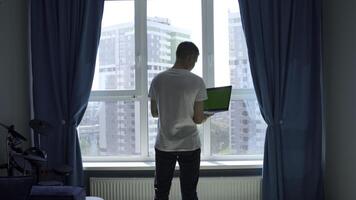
[{"xmin": 228, "ymin": 12, "xmax": 266, "ymax": 155}]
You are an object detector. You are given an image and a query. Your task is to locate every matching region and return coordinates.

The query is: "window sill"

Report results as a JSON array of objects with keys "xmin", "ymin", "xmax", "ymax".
[{"xmin": 83, "ymin": 160, "xmax": 263, "ymax": 171}]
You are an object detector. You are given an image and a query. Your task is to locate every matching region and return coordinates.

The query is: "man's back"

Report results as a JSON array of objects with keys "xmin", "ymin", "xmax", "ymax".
[{"xmin": 149, "ymin": 68, "xmax": 207, "ymax": 151}]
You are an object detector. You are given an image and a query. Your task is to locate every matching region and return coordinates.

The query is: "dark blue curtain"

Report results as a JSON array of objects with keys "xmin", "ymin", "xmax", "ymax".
[
  {"xmin": 30, "ymin": 0, "xmax": 104, "ymax": 186},
  {"xmin": 238, "ymin": 0, "xmax": 324, "ymax": 199}
]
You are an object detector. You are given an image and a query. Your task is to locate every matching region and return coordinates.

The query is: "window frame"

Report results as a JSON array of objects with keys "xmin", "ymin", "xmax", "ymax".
[{"xmin": 83, "ymin": 0, "xmax": 264, "ymax": 162}]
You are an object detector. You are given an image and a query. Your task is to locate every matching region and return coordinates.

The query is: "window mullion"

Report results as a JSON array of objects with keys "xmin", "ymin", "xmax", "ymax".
[
  {"xmin": 202, "ymin": 0, "xmax": 214, "ymax": 87},
  {"xmin": 202, "ymin": 0, "xmax": 214, "ymax": 158},
  {"xmin": 135, "ymin": 0, "xmax": 148, "ymax": 158}
]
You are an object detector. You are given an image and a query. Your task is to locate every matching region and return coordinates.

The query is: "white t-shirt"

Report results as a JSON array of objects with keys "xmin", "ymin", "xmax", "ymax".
[{"xmin": 148, "ymin": 68, "xmax": 208, "ymax": 152}]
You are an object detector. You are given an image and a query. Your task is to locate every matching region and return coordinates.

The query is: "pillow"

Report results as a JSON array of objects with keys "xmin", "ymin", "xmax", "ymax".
[
  {"xmin": 0, "ymin": 176, "xmax": 33, "ymax": 200},
  {"xmin": 30, "ymin": 186, "xmax": 86, "ymax": 200}
]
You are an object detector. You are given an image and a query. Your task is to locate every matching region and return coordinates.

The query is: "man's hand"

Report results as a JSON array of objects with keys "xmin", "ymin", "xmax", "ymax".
[
  {"xmin": 204, "ymin": 113, "xmax": 214, "ymax": 118},
  {"xmin": 150, "ymin": 99, "xmax": 158, "ymax": 118},
  {"xmin": 201, "ymin": 113, "xmax": 214, "ymax": 123}
]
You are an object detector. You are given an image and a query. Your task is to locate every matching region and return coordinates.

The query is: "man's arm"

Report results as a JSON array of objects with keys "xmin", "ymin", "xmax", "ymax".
[
  {"xmin": 150, "ymin": 99, "xmax": 158, "ymax": 118},
  {"xmin": 193, "ymin": 101, "xmax": 211, "ymax": 124}
]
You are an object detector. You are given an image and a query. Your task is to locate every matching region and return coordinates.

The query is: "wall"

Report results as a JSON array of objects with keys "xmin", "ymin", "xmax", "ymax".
[
  {"xmin": 0, "ymin": 0, "xmax": 30, "ymax": 175},
  {"xmin": 323, "ymin": 0, "xmax": 356, "ymax": 199}
]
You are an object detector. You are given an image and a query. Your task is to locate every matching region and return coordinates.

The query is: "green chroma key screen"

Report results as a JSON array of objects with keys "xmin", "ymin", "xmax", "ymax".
[{"xmin": 204, "ymin": 85, "xmax": 232, "ymax": 112}]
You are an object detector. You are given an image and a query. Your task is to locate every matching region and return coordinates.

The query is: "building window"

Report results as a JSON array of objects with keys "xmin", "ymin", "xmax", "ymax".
[{"xmin": 79, "ymin": 0, "xmax": 266, "ymax": 162}]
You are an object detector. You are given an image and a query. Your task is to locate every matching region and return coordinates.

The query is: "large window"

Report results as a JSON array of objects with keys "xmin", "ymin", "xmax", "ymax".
[{"xmin": 79, "ymin": 0, "xmax": 266, "ymax": 162}]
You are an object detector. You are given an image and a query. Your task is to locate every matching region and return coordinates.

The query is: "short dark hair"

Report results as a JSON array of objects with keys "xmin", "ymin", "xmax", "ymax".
[{"xmin": 176, "ymin": 41, "xmax": 199, "ymax": 59}]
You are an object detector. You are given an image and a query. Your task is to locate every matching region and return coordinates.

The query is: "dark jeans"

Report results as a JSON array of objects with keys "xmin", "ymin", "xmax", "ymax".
[{"xmin": 154, "ymin": 148, "xmax": 201, "ymax": 200}]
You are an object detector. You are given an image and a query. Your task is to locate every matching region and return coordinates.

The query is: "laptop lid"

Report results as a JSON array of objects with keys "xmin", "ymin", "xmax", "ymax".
[{"xmin": 204, "ymin": 85, "xmax": 232, "ymax": 114}]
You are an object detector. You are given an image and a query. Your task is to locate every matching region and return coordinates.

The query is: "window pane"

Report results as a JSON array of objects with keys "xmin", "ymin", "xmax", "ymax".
[
  {"xmin": 211, "ymin": 99, "xmax": 266, "ymax": 155},
  {"xmin": 212, "ymin": 0, "xmax": 266, "ymax": 156},
  {"xmin": 79, "ymin": 101, "xmax": 141, "ymax": 157},
  {"xmin": 147, "ymin": 0, "xmax": 202, "ymax": 85},
  {"xmin": 92, "ymin": 1, "xmax": 135, "ymax": 90},
  {"xmin": 147, "ymin": 0, "xmax": 203, "ymax": 157},
  {"xmin": 214, "ymin": 0, "xmax": 253, "ymax": 89}
]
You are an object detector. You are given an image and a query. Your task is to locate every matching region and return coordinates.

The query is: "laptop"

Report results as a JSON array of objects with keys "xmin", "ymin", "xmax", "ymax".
[{"xmin": 204, "ymin": 85, "xmax": 232, "ymax": 115}]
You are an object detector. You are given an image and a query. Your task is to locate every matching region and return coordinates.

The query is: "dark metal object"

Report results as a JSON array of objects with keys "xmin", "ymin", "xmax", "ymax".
[
  {"xmin": 0, "ymin": 122, "xmax": 27, "ymax": 141},
  {"xmin": 29, "ymin": 119, "xmax": 52, "ymax": 134}
]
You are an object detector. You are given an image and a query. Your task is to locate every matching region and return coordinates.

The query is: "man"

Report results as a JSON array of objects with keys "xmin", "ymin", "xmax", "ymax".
[{"xmin": 149, "ymin": 41, "xmax": 211, "ymax": 200}]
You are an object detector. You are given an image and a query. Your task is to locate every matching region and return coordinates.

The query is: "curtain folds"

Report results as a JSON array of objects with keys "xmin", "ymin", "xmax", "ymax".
[
  {"xmin": 238, "ymin": 0, "xmax": 324, "ymax": 199},
  {"xmin": 30, "ymin": 0, "xmax": 104, "ymax": 186}
]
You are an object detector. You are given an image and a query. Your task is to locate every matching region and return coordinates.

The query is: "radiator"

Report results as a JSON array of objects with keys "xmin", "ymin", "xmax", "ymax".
[{"xmin": 90, "ymin": 177, "xmax": 262, "ymax": 200}]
